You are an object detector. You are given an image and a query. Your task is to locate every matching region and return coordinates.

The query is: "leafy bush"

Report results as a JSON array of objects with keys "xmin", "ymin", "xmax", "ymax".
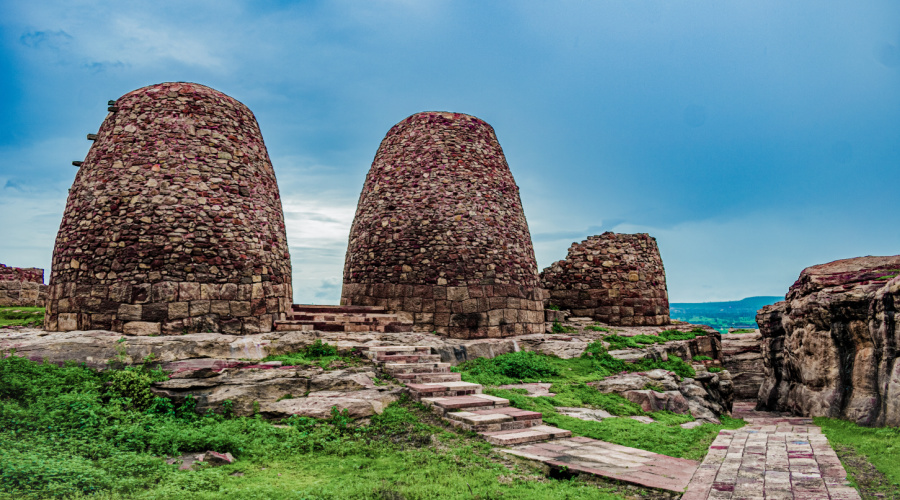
[
  {"xmin": 708, "ymin": 367, "xmax": 722, "ymax": 373},
  {"xmin": 454, "ymin": 351, "xmax": 560, "ymax": 385},
  {"xmin": 547, "ymin": 304, "xmax": 560, "ymax": 311},
  {"xmin": 305, "ymin": 339, "xmax": 338, "ymax": 357},
  {"xmin": 103, "ymin": 366, "xmax": 168, "ymax": 411},
  {"xmin": 551, "ymin": 320, "xmax": 576, "ymax": 334}
]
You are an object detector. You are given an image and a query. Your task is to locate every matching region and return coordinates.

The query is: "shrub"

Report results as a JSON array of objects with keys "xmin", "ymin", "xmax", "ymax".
[
  {"xmin": 708, "ymin": 367, "xmax": 722, "ymax": 373},
  {"xmin": 305, "ymin": 339, "xmax": 338, "ymax": 357},
  {"xmin": 455, "ymin": 351, "xmax": 560, "ymax": 385}
]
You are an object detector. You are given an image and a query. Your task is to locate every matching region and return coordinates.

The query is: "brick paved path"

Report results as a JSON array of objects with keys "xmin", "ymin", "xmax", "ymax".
[{"xmin": 683, "ymin": 401, "xmax": 861, "ymax": 499}]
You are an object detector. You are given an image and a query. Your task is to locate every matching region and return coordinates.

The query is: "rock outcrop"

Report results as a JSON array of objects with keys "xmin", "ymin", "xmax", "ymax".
[
  {"xmin": 341, "ymin": 111, "xmax": 544, "ymax": 339},
  {"xmin": 46, "ymin": 82, "xmax": 292, "ymax": 335},
  {"xmin": 588, "ymin": 367, "xmax": 734, "ymax": 423},
  {"xmin": 721, "ymin": 330, "xmax": 764, "ymax": 400},
  {"xmin": 757, "ymin": 255, "xmax": 900, "ymax": 426},
  {"xmin": 540, "ymin": 233, "xmax": 669, "ymax": 326}
]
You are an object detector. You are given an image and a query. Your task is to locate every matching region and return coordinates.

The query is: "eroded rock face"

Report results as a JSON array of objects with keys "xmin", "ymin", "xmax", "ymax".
[
  {"xmin": 150, "ymin": 365, "xmax": 398, "ymax": 417},
  {"xmin": 540, "ymin": 233, "xmax": 669, "ymax": 326},
  {"xmin": 721, "ymin": 331, "xmax": 764, "ymax": 400},
  {"xmin": 46, "ymin": 82, "xmax": 292, "ymax": 335},
  {"xmin": 757, "ymin": 255, "xmax": 900, "ymax": 426},
  {"xmin": 588, "ymin": 367, "xmax": 733, "ymax": 423},
  {"xmin": 341, "ymin": 112, "xmax": 544, "ymax": 339}
]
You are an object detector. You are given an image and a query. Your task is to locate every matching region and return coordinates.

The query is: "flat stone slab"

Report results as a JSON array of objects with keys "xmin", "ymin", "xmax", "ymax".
[
  {"xmin": 482, "ymin": 425, "xmax": 571, "ymax": 445},
  {"xmin": 501, "ymin": 436, "xmax": 699, "ymax": 493},
  {"xmin": 682, "ymin": 415, "xmax": 861, "ymax": 500},
  {"xmin": 496, "ymin": 382, "xmax": 556, "ymax": 397},
  {"xmin": 422, "ymin": 394, "xmax": 508, "ymax": 410}
]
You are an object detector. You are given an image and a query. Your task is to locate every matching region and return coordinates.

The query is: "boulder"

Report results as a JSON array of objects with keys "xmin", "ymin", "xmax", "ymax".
[
  {"xmin": 757, "ymin": 256, "xmax": 900, "ymax": 426},
  {"xmin": 260, "ymin": 389, "xmax": 402, "ymax": 419},
  {"xmin": 150, "ymin": 366, "xmax": 380, "ymax": 416},
  {"xmin": 623, "ymin": 390, "xmax": 690, "ymax": 414},
  {"xmin": 588, "ymin": 368, "xmax": 731, "ymax": 423}
]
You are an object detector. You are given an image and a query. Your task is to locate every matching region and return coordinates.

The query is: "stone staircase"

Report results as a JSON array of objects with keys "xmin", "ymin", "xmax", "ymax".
[
  {"xmin": 359, "ymin": 345, "xmax": 572, "ymax": 446},
  {"xmin": 274, "ymin": 305, "xmax": 413, "ymax": 333}
]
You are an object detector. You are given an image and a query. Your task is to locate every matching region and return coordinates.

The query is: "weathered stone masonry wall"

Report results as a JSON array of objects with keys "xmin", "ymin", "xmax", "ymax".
[
  {"xmin": 540, "ymin": 233, "xmax": 669, "ymax": 326},
  {"xmin": 46, "ymin": 82, "xmax": 292, "ymax": 335},
  {"xmin": 0, "ymin": 264, "xmax": 47, "ymax": 307},
  {"xmin": 341, "ymin": 112, "xmax": 544, "ymax": 339}
]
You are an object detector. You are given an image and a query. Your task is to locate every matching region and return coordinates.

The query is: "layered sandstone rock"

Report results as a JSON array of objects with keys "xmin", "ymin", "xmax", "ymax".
[
  {"xmin": 721, "ymin": 330, "xmax": 765, "ymax": 400},
  {"xmin": 341, "ymin": 112, "xmax": 543, "ymax": 339},
  {"xmin": 757, "ymin": 255, "xmax": 900, "ymax": 425},
  {"xmin": 46, "ymin": 82, "xmax": 292, "ymax": 335},
  {"xmin": 540, "ymin": 233, "xmax": 669, "ymax": 326},
  {"xmin": 0, "ymin": 264, "xmax": 47, "ymax": 307}
]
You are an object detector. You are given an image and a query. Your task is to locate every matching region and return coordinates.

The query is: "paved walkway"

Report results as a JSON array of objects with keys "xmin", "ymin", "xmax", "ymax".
[{"xmin": 683, "ymin": 401, "xmax": 861, "ymax": 500}]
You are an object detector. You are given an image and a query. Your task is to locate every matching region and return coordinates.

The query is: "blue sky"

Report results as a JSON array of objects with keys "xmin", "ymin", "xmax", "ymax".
[{"xmin": 1, "ymin": 1, "xmax": 898, "ymax": 304}]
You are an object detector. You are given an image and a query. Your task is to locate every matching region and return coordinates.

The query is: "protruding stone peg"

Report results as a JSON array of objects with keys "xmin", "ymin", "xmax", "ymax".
[
  {"xmin": 107, "ymin": 100, "xmax": 116, "ymax": 106},
  {"xmin": 72, "ymin": 161, "xmax": 83, "ymax": 167},
  {"xmin": 87, "ymin": 134, "xmax": 98, "ymax": 141},
  {"xmin": 108, "ymin": 106, "xmax": 119, "ymax": 112}
]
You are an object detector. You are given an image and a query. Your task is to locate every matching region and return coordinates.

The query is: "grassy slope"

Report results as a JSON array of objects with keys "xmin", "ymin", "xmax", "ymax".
[
  {"xmin": 0, "ymin": 306, "xmax": 44, "ymax": 327},
  {"xmin": 816, "ymin": 417, "xmax": 900, "ymax": 497},
  {"xmin": 0, "ymin": 354, "xmax": 627, "ymax": 500}
]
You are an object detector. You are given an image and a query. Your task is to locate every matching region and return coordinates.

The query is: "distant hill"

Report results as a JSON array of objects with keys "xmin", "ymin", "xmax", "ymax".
[{"xmin": 669, "ymin": 296, "xmax": 783, "ymax": 333}]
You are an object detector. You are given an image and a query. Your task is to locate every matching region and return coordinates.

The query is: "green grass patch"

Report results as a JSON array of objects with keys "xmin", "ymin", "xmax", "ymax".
[
  {"xmin": 816, "ymin": 417, "xmax": 900, "ymax": 494},
  {"xmin": 544, "ymin": 414, "xmax": 745, "ymax": 461},
  {"xmin": 261, "ymin": 339, "xmax": 360, "ymax": 370},
  {"xmin": 708, "ymin": 367, "xmax": 722, "ymax": 373},
  {"xmin": 551, "ymin": 320, "xmax": 577, "ymax": 334},
  {"xmin": 729, "ymin": 328, "xmax": 756, "ymax": 334},
  {"xmin": 0, "ymin": 354, "xmax": 630, "ymax": 499},
  {"xmin": 0, "ymin": 306, "xmax": 44, "ymax": 328},
  {"xmin": 693, "ymin": 355, "xmax": 713, "ymax": 361},
  {"xmin": 585, "ymin": 324, "xmax": 611, "ymax": 332}
]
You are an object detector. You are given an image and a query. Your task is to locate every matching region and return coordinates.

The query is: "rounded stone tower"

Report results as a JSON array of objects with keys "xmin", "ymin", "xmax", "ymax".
[
  {"xmin": 341, "ymin": 111, "xmax": 543, "ymax": 339},
  {"xmin": 540, "ymin": 232, "xmax": 669, "ymax": 326},
  {"xmin": 46, "ymin": 82, "xmax": 292, "ymax": 335}
]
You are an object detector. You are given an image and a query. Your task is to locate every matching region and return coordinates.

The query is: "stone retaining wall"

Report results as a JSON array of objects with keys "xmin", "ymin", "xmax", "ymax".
[
  {"xmin": 540, "ymin": 232, "xmax": 669, "ymax": 326},
  {"xmin": 45, "ymin": 82, "xmax": 292, "ymax": 335}
]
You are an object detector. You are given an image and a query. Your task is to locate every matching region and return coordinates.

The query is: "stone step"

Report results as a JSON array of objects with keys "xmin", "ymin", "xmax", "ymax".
[
  {"xmin": 361, "ymin": 346, "xmax": 432, "ymax": 356},
  {"xmin": 394, "ymin": 372, "xmax": 461, "ymax": 383},
  {"xmin": 288, "ymin": 313, "xmax": 405, "ymax": 322},
  {"xmin": 376, "ymin": 354, "xmax": 442, "ymax": 363},
  {"xmin": 445, "ymin": 408, "xmax": 545, "ymax": 432},
  {"xmin": 479, "ymin": 425, "xmax": 572, "ymax": 446},
  {"xmin": 421, "ymin": 394, "xmax": 509, "ymax": 415},
  {"xmin": 405, "ymin": 381, "xmax": 482, "ymax": 399},
  {"xmin": 292, "ymin": 304, "xmax": 386, "ymax": 314},
  {"xmin": 383, "ymin": 362, "xmax": 451, "ymax": 374}
]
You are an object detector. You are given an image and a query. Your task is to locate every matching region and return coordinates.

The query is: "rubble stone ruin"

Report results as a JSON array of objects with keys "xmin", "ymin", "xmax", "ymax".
[
  {"xmin": 540, "ymin": 232, "xmax": 669, "ymax": 326},
  {"xmin": 0, "ymin": 264, "xmax": 48, "ymax": 307},
  {"xmin": 341, "ymin": 111, "xmax": 544, "ymax": 339},
  {"xmin": 45, "ymin": 82, "xmax": 292, "ymax": 335}
]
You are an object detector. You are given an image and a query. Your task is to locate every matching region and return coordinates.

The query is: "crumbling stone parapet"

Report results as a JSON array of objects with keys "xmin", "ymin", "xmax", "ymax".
[{"xmin": 540, "ymin": 232, "xmax": 669, "ymax": 326}]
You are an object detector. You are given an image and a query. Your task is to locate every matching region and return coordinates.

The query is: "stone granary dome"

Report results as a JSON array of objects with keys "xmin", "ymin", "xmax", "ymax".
[
  {"xmin": 341, "ymin": 111, "xmax": 544, "ymax": 339},
  {"xmin": 45, "ymin": 82, "xmax": 292, "ymax": 335},
  {"xmin": 541, "ymin": 232, "xmax": 669, "ymax": 326}
]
